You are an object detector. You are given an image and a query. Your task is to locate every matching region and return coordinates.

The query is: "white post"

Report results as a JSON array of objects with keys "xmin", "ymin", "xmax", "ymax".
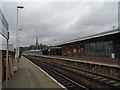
[
  {"xmin": 6, "ymin": 32, "xmax": 9, "ymax": 82},
  {"xmin": 15, "ymin": 6, "xmax": 24, "ymax": 70},
  {"xmin": 18, "ymin": 29, "xmax": 22, "ymax": 59},
  {"xmin": 15, "ymin": 7, "xmax": 18, "ymax": 71}
]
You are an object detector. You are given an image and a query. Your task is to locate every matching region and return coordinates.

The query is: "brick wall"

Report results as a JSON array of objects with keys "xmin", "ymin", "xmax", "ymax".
[
  {"xmin": 1, "ymin": 50, "xmax": 15, "ymax": 80},
  {"xmin": 62, "ymin": 45, "xmax": 81, "ymax": 57}
]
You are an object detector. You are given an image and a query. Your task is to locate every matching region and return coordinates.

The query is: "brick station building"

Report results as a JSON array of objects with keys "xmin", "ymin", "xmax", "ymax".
[{"xmin": 56, "ymin": 29, "xmax": 120, "ymax": 62}]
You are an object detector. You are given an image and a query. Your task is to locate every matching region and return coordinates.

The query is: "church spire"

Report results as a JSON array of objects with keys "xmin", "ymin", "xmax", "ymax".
[
  {"xmin": 36, "ymin": 37, "xmax": 38, "ymax": 45},
  {"xmin": 36, "ymin": 37, "xmax": 39, "ymax": 49}
]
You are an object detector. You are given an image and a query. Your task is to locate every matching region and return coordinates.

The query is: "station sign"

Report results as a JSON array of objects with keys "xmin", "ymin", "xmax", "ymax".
[{"xmin": 0, "ymin": 10, "xmax": 9, "ymax": 39}]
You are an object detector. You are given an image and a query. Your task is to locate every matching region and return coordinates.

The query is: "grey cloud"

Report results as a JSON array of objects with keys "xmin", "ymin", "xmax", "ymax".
[{"xmin": 2, "ymin": 2, "xmax": 118, "ymax": 47}]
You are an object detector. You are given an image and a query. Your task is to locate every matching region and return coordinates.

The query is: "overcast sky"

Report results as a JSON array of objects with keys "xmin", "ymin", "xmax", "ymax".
[{"xmin": 1, "ymin": 0, "xmax": 118, "ymax": 47}]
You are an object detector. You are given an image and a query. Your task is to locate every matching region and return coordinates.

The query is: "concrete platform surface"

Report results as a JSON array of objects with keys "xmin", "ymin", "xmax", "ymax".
[
  {"xmin": 43, "ymin": 55, "xmax": 120, "ymax": 67},
  {"xmin": 2, "ymin": 56, "xmax": 63, "ymax": 88}
]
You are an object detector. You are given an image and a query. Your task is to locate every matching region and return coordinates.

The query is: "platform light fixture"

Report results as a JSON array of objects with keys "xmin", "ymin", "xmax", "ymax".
[{"xmin": 17, "ymin": 6, "xmax": 24, "ymax": 9}]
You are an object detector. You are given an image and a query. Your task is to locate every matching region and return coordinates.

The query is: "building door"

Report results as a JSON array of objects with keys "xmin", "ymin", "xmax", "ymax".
[
  {"xmin": 72, "ymin": 48, "xmax": 77, "ymax": 57},
  {"xmin": 79, "ymin": 45, "xmax": 85, "ymax": 57}
]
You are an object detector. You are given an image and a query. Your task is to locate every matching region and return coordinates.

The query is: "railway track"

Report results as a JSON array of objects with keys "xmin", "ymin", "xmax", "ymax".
[
  {"xmin": 25, "ymin": 55, "xmax": 89, "ymax": 90},
  {"xmin": 40, "ymin": 63, "xmax": 88, "ymax": 90},
  {"xmin": 24, "ymin": 55, "xmax": 120, "ymax": 89}
]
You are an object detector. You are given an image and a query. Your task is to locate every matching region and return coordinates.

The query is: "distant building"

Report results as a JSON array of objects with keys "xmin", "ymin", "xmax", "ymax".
[
  {"xmin": 22, "ymin": 50, "xmax": 42, "ymax": 56},
  {"xmin": 19, "ymin": 37, "xmax": 49, "ymax": 55},
  {"xmin": 29, "ymin": 37, "xmax": 48, "ymax": 50}
]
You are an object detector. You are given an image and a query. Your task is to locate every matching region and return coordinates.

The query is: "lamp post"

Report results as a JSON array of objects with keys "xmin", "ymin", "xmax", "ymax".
[
  {"xmin": 18, "ymin": 29, "xmax": 22, "ymax": 58},
  {"xmin": 15, "ymin": 6, "xmax": 24, "ymax": 70}
]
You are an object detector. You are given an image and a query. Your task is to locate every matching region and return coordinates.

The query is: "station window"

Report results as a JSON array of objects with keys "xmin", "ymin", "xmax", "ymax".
[
  {"xmin": 78, "ymin": 48, "xmax": 81, "ymax": 54},
  {"xmin": 73, "ymin": 49, "xmax": 76, "ymax": 53},
  {"xmin": 114, "ymin": 40, "xmax": 120, "ymax": 59},
  {"xmin": 89, "ymin": 42, "xmax": 96, "ymax": 56},
  {"xmin": 68, "ymin": 51, "xmax": 70, "ymax": 53},
  {"xmin": 96, "ymin": 41, "xmax": 105, "ymax": 57},
  {"xmin": 85, "ymin": 41, "xmax": 114, "ymax": 59},
  {"xmin": 104, "ymin": 41, "xmax": 113, "ymax": 58},
  {"xmin": 85, "ymin": 42, "xmax": 96, "ymax": 57},
  {"xmin": 85, "ymin": 43, "xmax": 90, "ymax": 56}
]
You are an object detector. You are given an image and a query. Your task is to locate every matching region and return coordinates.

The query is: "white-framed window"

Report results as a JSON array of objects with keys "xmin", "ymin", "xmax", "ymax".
[
  {"xmin": 68, "ymin": 51, "xmax": 70, "ymax": 53},
  {"xmin": 73, "ymin": 49, "xmax": 76, "ymax": 53}
]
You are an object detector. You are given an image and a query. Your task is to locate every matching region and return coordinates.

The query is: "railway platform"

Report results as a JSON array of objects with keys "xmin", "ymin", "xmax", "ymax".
[
  {"xmin": 2, "ymin": 56, "xmax": 64, "ymax": 89},
  {"xmin": 46, "ymin": 55, "xmax": 120, "ymax": 67},
  {"xmin": 33, "ymin": 55, "xmax": 120, "ymax": 81}
]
